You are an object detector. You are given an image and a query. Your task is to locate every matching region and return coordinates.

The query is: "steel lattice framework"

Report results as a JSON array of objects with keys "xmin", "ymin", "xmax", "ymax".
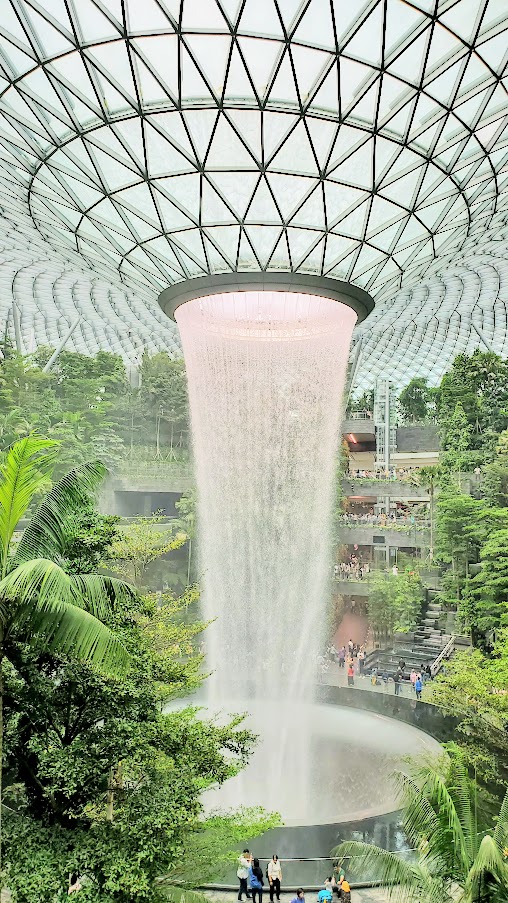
[{"xmin": 0, "ymin": 0, "xmax": 507, "ymax": 383}]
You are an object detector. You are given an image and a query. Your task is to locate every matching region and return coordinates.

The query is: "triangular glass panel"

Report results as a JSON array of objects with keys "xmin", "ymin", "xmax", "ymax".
[
  {"xmin": 269, "ymin": 120, "xmax": 318, "ymax": 175},
  {"xmin": 262, "ymin": 110, "xmax": 299, "ymax": 162},
  {"xmin": 219, "ymin": 0, "xmax": 242, "ymax": 26},
  {"xmin": 293, "ymin": 0, "xmax": 335, "ymax": 49},
  {"xmin": 182, "ymin": 0, "xmax": 226, "ymax": 29},
  {"xmin": 226, "ymin": 110, "xmax": 262, "ymax": 162},
  {"xmin": 367, "ymin": 196, "xmax": 402, "ymax": 233},
  {"xmin": 344, "ymin": 3, "xmax": 384, "ymax": 66},
  {"xmin": 245, "ymin": 225, "xmax": 282, "ymax": 266},
  {"xmin": 127, "ymin": 0, "xmax": 171, "ymax": 29},
  {"xmin": 384, "ymin": 0, "xmax": 426, "ymax": 57},
  {"xmin": 112, "ymin": 118, "xmax": 146, "ymax": 171},
  {"xmin": 224, "ymin": 44, "xmax": 257, "ymax": 101},
  {"xmin": 201, "ymin": 180, "xmax": 236, "ymax": 224},
  {"xmin": 206, "ymin": 115, "xmax": 258, "ymax": 167},
  {"xmin": 135, "ymin": 57, "xmax": 172, "ymax": 106},
  {"xmin": 440, "ymin": 0, "xmax": 481, "ymax": 45},
  {"xmin": 330, "ymin": 200, "xmax": 369, "ymax": 239},
  {"xmin": 245, "ymin": 177, "xmax": 280, "ymax": 222},
  {"xmin": 324, "ymin": 181, "xmax": 368, "ymax": 225},
  {"xmin": 184, "ymin": 109, "xmax": 219, "ymax": 164},
  {"xmin": 88, "ymin": 41, "xmax": 137, "ymax": 101},
  {"xmin": 1, "ymin": 2, "xmax": 34, "ymax": 47},
  {"xmin": 238, "ymin": 229, "xmax": 261, "ymax": 269},
  {"xmin": 377, "ymin": 73, "xmax": 411, "ymax": 123},
  {"xmin": 305, "ymin": 118, "xmax": 337, "ymax": 170},
  {"xmin": 157, "ymin": 173, "xmax": 201, "ymax": 220},
  {"xmin": 290, "ymin": 186, "xmax": 325, "ymax": 229},
  {"xmin": 205, "ymin": 225, "xmax": 241, "ymax": 265},
  {"xmin": 90, "ymin": 197, "xmax": 133, "ymax": 234},
  {"xmin": 145, "ymin": 123, "xmax": 191, "ymax": 176},
  {"xmin": 331, "ymin": 1, "xmax": 366, "ymax": 46},
  {"xmin": 287, "ymin": 227, "xmax": 322, "ymax": 266},
  {"xmin": 262, "ymin": 173, "xmax": 314, "ymax": 220},
  {"xmin": 203, "ymin": 237, "xmax": 231, "ymax": 273},
  {"xmin": 477, "ymin": 32, "xmax": 508, "ymax": 74},
  {"xmin": 115, "ymin": 183, "xmax": 160, "ymax": 224},
  {"xmin": 0, "ymin": 39, "xmax": 36, "ymax": 77},
  {"xmin": 369, "ymin": 221, "xmax": 400, "ymax": 252},
  {"xmin": 238, "ymin": 0, "xmax": 284, "ymax": 38},
  {"xmin": 309, "ymin": 64, "xmax": 339, "ymax": 113},
  {"xmin": 339, "ymin": 58, "xmax": 373, "ymax": 110},
  {"xmin": 154, "ymin": 192, "xmax": 196, "ymax": 229},
  {"xmin": 349, "ymin": 83, "xmax": 379, "ymax": 124},
  {"xmin": 210, "ymin": 171, "xmax": 260, "ymax": 220},
  {"xmin": 266, "ymin": 231, "xmax": 291, "ymax": 270},
  {"xmin": 180, "ymin": 45, "xmax": 214, "ymax": 102},
  {"xmin": 132, "ymin": 36, "xmax": 179, "ymax": 98},
  {"xmin": 388, "ymin": 29, "xmax": 429, "ymax": 84},
  {"xmin": 149, "ymin": 111, "xmax": 197, "ymax": 161},
  {"xmin": 88, "ymin": 145, "xmax": 138, "ymax": 190},
  {"xmin": 299, "ymin": 235, "xmax": 325, "ymax": 272},
  {"xmin": 268, "ymin": 51, "xmax": 299, "ymax": 106},
  {"xmin": 328, "ymin": 140, "xmax": 373, "ymax": 190},
  {"xmin": 425, "ymin": 23, "xmax": 463, "ymax": 77},
  {"xmin": 171, "ymin": 228, "xmax": 208, "ymax": 269},
  {"xmin": 186, "ymin": 35, "xmax": 232, "ymax": 97},
  {"xmin": 290, "ymin": 45, "xmax": 332, "ymax": 102},
  {"xmin": 73, "ymin": 0, "xmax": 118, "ymax": 41},
  {"xmin": 24, "ymin": 5, "xmax": 75, "ymax": 57}
]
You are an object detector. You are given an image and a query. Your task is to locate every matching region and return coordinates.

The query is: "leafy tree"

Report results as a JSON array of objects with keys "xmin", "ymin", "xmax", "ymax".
[
  {"xmin": 438, "ymin": 350, "xmax": 508, "ymax": 452},
  {"xmin": 139, "ymin": 352, "xmax": 189, "ymax": 452},
  {"xmin": 108, "ymin": 517, "xmax": 188, "ymax": 591},
  {"xmin": 0, "ymin": 436, "xmax": 136, "ymax": 867},
  {"xmin": 346, "ymin": 389, "xmax": 374, "ymax": 416},
  {"xmin": 472, "ymin": 530, "xmax": 508, "ymax": 642},
  {"xmin": 335, "ymin": 758, "xmax": 508, "ymax": 903},
  {"xmin": 429, "ymin": 633, "xmax": 508, "ymax": 797},
  {"xmin": 2, "ymin": 508, "xmax": 271, "ymax": 901},
  {"xmin": 367, "ymin": 570, "xmax": 424, "ymax": 638},
  {"xmin": 398, "ymin": 377, "xmax": 436, "ymax": 423},
  {"xmin": 411, "ymin": 466, "xmax": 441, "ymax": 560}
]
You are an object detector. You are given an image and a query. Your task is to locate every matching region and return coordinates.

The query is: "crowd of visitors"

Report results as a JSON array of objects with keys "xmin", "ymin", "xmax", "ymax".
[
  {"xmin": 319, "ymin": 644, "xmax": 433, "ymax": 698},
  {"xmin": 334, "ymin": 557, "xmax": 369, "ymax": 580},
  {"xmin": 338, "ymin": 511, "xmax": 422, "ymax": 527},
  {"xmin": 349, "ymin": 467, "xmax": 422, "ymax": 482},
  {"xmin": 238, "ymin": 854, "xmax": 352, "ymax": 903}
]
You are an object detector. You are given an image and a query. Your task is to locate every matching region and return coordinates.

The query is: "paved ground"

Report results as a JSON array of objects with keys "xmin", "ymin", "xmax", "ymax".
[{"xmin": 204, "ymin": 889, "xmax": 391, "ymax": 903}]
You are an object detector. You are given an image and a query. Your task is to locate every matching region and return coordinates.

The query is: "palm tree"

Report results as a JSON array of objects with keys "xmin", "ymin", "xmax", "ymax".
[
  {"xmin": 0, "ymin": 435, "xmax": 135, "ymax": 859},
  {"xmin": 333, "ymin": 760, "xmax": 508, "ymax": 902},
  {"xmin": 412, "ymin": 465, "xmax": 441, "ymax": 561}
]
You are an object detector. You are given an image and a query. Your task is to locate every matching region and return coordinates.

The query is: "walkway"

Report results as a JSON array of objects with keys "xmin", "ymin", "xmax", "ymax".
[
  {"xmin": 203, "ymin": 889, "xmax": 391, "ymax": 903},
  {"xmin": 321, "ymin": 663, "xmax": 424, "ymax": 701},
  {"xmin": 333, "ymin": 611, "xmax": 369, "ymax": 649}
]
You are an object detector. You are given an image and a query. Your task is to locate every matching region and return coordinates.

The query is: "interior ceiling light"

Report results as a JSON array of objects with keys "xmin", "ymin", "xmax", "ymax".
[{"xmin": 0, "ymin": 0, "xmax": 506, "ymax": 386}]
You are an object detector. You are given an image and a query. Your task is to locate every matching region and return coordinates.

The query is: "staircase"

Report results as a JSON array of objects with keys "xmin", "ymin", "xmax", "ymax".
[{"xmin": 365, "ymin": 597, "xmax": 454, "ymax": 677}]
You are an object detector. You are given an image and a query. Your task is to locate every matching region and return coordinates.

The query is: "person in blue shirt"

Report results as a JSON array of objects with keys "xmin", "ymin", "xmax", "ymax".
[
  {"xmin": 415, "ymin": 674, "xmax": 423, "ymax": 699},
  {"xmin": 249, "ymin": 858, "xmax": 264, "ymax": 903},
  {"xmin": 290, "ymin": 890, "xmax": 305, "ymax": 903}
]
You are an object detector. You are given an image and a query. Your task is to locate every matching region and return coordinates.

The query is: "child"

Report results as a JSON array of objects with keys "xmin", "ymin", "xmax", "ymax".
[
  {"xmin": 249, "ymin": 858, "xmax": 264, "ymax": 903},
  {"xmin": 291, "ymin": 889, "xmax": 305, "ymax": 903}
]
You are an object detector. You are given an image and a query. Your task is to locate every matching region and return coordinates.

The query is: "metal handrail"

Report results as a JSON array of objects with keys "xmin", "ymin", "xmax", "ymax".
[{"xmin": 430, "ymin": 635, "xmax": 455, "ymax": 677}]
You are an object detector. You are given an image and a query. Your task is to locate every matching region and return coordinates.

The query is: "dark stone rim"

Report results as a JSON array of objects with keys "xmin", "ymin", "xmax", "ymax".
[{"xmin": 158, "ymin": 273, "xmax": 374, "ymax": 323}]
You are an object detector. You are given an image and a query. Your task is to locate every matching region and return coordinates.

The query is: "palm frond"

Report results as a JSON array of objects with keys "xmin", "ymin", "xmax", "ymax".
[
  {"xmin": 155, "ymin": 884, "xmax": 209, "ymax": 903},
  {"xmin": 447, "ymin": 759, "xmax": 477, "ymax": 861},
  {"xmin": 0, "ymin": 558, "xmax": 129, "ymax": 675},
  {"xmin": 462, "ymin": 834, "xmax": 508, "ymax": 903},
  {"xmin": 493, "ymin": 786, "xmax": 508, "ymax": 853},
  {"xmin": 393, "ymin": 772, "xmax": 442, "ymax": 855},
  {"xmin": 14, "ymin": 459, "xmax": 107, "ymax": 565},
  {"xmin": 0, "ymin": 435, "xmax": 58, "ymax": 576},
  {"xmin": 70, "ymin": 573, "xmax": 137, "ymax": 619},
  {"xmin": 332, "ymin": 841, "xmax": 450, "ymax": 903},
  {"xmin": 403, "ymin": 766, "xmax": 471, "ymax": 877}
]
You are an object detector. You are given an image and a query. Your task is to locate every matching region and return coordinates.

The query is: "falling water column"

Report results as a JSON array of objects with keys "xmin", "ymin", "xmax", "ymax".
[{"xmin": 173, "ymin": 290, "xmax": 358, "ymax": 703}]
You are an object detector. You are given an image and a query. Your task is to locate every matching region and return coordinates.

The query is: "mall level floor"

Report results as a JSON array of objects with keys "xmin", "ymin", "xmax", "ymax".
[{"xmin": 203, "ymin": 889, "xmax": 391, "ymax": 903}]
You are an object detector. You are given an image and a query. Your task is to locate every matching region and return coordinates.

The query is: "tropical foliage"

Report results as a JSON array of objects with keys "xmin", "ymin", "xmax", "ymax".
[{"xmin": 334, "ymin": 759, "xmax": 508, "ymax": 903}]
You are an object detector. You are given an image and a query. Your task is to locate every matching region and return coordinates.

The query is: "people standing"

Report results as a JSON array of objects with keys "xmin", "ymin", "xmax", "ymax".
[
  {"xmin": 410, "ymin": 669, "xmax": 417, "ymax": 691},
  {"xmin": 415, "ymin": 674, "xmax": 423, "ymax": 700},
  {"xmin": 338, "ymin": 646, "xmax": 346, "ymax": 668},
  {"xmin": 340, "ymin": 879, "xmax": 352, "ymax": 903},
  {"xmin": 268, "ymin": 854, "xmax": 282, "ymax": 902},
  {"xmin": 249, "ymin": 858, "xmax": 264, "ymax": 903},
  {"xmin": 394, "ymin": 669, "xmax": 401, "ymax": 696},
  {"xmin": 237, "ymin": 850, "xmax": 252, "ymax": 901},
  {"xmin": 347, "ymin": 660, "xmax": 355, "ymax": 687},
  {"xmin": 357, "ymin": 648, "xmax": 365, "ymax": 676}
]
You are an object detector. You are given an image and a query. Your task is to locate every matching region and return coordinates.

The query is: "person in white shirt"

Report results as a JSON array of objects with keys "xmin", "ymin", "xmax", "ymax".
[
  {"xmin": 268, "ymin": 854, "xmax": 282, "ymax": 902},
  {"xmin": 237, "ymin": 849, "xmax": 252, "ymax": 901}
]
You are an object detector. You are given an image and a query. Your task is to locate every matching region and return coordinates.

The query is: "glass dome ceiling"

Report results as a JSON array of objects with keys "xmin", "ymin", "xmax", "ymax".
[{"xmin": 0, "ymin": 0, "xmax": 507, "ymax": 384}]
